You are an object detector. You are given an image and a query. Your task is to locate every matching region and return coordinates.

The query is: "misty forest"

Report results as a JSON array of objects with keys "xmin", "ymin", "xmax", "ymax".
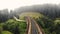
[{"xmin": 0, "ymin": 4, "xmax": 60, "ymax": 34}]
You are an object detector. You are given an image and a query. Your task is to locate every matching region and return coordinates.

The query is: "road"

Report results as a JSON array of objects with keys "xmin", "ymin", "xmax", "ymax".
[
  {"xmin": 14, "ymin": 16, "xmax": 45, "ymax": 34},
  {"xmin": 31, "ymin": 19, "xmax": 39, "ymax": 34},
  {"xmin": 25, "ymin": 16, "xmax": 45, "ymax": 34}
]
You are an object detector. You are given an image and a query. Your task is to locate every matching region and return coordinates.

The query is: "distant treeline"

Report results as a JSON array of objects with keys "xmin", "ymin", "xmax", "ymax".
[
  {"xmin": 0, "ymin": 4, "xmax": 60, "ymax": 22},
  {"xmin": 14, "ymin": 4, "xmax": 60, "ymax": 19},
  {"xmin": 0, "ymin": 9, "xmax": 18, "ymax": 22}
]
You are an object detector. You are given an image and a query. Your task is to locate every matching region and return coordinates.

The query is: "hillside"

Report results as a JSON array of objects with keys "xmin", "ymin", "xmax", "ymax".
[{"xmin": 19, "ymin": 12, "xmax": 45, "ymax": 19}]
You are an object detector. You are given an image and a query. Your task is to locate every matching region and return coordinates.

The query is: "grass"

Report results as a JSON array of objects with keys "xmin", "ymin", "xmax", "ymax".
[{"xmin": 19, "ymin": 12, "xmax": 44, "ymax": 19}]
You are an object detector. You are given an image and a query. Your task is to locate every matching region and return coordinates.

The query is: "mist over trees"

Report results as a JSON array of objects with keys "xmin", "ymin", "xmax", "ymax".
[
  {"xmin": 0, "ymin": 9, "xmax": 9, "ymax": 22},
  {"xmin": 14, "ymin": 4, "xmax": 60, "ymax": 19},
  {"xmin": 0, "ymin": 9, "xmax": 17, "ymax": 22},
  {"xmin": 0, "ymin": 4, "xmax": 60, "ymax": 22},
  {"xmin": 0, "ymin": 4, "xmax": 60, "ymax": 34}
]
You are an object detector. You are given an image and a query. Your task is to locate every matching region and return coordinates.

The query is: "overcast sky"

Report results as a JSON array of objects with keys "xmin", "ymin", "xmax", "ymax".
[{"xmin": 0, "ymin": 0, "xmax": 60, "ymax": 10}]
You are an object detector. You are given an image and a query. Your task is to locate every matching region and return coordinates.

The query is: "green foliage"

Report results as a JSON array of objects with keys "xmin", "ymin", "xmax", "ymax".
[
  {"xmin": 36, "ymin": 17, "xmax": 60, "ymax": 34},
  {"xmin": 0, "ymin": 24, "xmax": 3, "ymax": 34},
  {"xmin": 2, "ymin": 31, "xmax": 13, "ymax": 34},
  {"xmin": 51, "ymin": 31, "xmax": 56, "ymax": 34},
  {"xmin": 0, "ymin": 19, "xmax": 26, "ymax": 34},
  {"xmin": 44, "ymin": 28, "xmax": 51, "ymax": 34},
  {"xmin": 36, "ymin": 18, "xmax": 45, "ymax": 28},
  {"xmin": 54, "ymin": 19, "xmax": 60, "ymax": 25},
  {"xmin": 18, "ymin": 22, "xmax": 26, "ymax": 34}
]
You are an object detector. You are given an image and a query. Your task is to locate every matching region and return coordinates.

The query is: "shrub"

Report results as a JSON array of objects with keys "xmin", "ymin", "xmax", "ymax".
[{"xmin": 2, "ymin": 31, "xmax": 13, "ymax": 34}]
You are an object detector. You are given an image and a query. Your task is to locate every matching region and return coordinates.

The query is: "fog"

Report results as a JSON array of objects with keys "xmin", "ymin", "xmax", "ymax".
[
  {"xmin": 0, "ymin": 0, "xmax": 60, "ymax": 10},
  {"xmin": 14, "ymin": 4, "xmax": 60, "ymax": 18},
  {"xmin": 0, "ymin": 4, "xmax": 60, "ymax": 22}
]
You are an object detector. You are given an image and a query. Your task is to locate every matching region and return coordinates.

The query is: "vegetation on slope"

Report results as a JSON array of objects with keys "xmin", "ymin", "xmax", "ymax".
[
  {"xmin": 19, "ymin": 12, "xmax": 44, "ymax": 19},
  {"xmin": 0, "ymin": 19, "xmax": 27, "ymax": 34},
  {"xmin": 35, "ymin": 14, "xmax": 60, "ymax": 34}
]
